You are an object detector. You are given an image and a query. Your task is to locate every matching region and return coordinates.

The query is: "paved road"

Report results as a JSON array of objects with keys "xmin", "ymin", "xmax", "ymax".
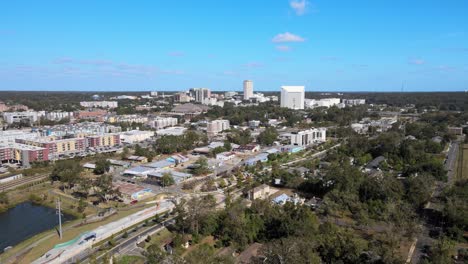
[
  {"xmin": 410, "ymin": 140, "xmax": 460, "ymax": 263},
  {"xmin": 445, "ymin": 140, "xmax": 460, "ymax": 185}
]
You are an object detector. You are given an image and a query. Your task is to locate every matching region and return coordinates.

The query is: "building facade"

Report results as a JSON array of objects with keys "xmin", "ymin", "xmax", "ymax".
[
  {"xmin": 289, "ymin": 128, "xmax": 327, "ymax": 146},
  {"xmin": 207, "ymin": 120, "xmax": 230, "ymax": 136},
  {"xmin": 280, "ymin": 86, "xmax": 305, "ymax": 110},
  {"xmin": 243, "ymin": 80, "xmax": 254, "ymax": 100},
  {"xmin": 80, "ymin": 101, "xmax": 118, "ymax": 108}
]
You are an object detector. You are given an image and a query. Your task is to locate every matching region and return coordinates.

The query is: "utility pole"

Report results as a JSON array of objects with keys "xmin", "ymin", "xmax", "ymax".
[{"xmin": 56, "ymin": 198, "xmax": 63, "ymax": 239}]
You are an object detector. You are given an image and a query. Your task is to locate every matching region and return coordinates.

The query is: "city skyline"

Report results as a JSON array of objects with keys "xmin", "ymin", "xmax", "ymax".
[{"xmin": 1, "ymin": 0, "xmax": 467, "ymax": 92}]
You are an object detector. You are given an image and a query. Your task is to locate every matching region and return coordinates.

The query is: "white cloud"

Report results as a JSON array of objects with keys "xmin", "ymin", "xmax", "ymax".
[
  {"xmin": 276, "ymin": 45, "xmax": 291, "ymax": 52},
  {"xmin": 244, "ymin": 62, "xmax": 263, "ymax": 68},
  {"xmin": 408, "ymin": 58, "xmax": 426, "ymax": 65},
  {"xmin": 272, "ymin": 32, "xmax": 305, "ymax": 43},
  {"xmin": 290, "ymin": 0, "xmax": 308, "ymax": 16}
]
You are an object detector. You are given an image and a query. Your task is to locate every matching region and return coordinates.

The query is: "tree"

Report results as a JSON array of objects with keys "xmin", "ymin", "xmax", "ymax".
[
  {"xmin": 145, "ymin": 244, "xmax": 184, "ymax": 264},
  {"xmin": 50, "ymin": 160, "xmax": 83, "ymax": 188},
  {"xmin": 121, "ymin": 146, "xmax": 130, "ymax": 159},
  {"xmin": 192, "ymin": 157, "xmax": 211, "ymax": 176},
  {"xmin": 257, "ymin": 127, "xmax": 278, "ymax": 146},
  {"xmin": 93, "ymin": 157, "xmax": 110, "ymax": 175},
  {"xmin": 259, "ymin": 237, "xmax": 321, "ymax": 264},
  {"xmin": 161, "ymin": 172, "xmax": 175, "ymax": 187}
]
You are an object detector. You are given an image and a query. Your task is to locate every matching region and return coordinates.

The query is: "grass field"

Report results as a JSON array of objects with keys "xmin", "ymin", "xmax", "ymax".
[
  {"xmin": 117, "ymin": 255, "xmax": 145, "ymax": 264},
  {"xmin": 456, "ymin": 144, "xmax": 468, "ymax": 181}
]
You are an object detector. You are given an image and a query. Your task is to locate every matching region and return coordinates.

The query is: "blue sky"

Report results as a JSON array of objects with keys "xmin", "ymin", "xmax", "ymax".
[{"xmin": 0, "ymin": 0, "xmax": 467, "ymax": 92}]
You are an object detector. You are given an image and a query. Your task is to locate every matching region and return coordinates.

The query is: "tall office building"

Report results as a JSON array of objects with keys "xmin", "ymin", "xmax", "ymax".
[
  {"xmin": 280, "ymin": 86, "xmax": 305, "ymax": 110},
  {"xmin": 190, "ymin": 88, "xmax": 211, "ymax": 103},
  {"xmin": 243, "ymin": 80, "xmax": 254, "ymax": 100}
]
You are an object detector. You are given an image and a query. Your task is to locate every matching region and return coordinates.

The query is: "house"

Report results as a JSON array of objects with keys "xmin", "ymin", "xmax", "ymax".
[
  {"xmin": 244, "ymin": 153, "xmax": 269, "ymax": 166},
  {"xmin": 168, "ymin": 154, "xmax": 189, "ymax": 164},
  {"xmin": 126, "ymin": 155, "xmax": 148, "ymax": 163},
  {"xmin": 216, "ymin": 151, "xmax": 236, "ymax": 161},
  {"xmin": 272, "ymin": 193, "xmax": 304, "ymax": 205},
  {"xmin": 147, "ymin": 169, "xmax": 192, "ymax": 184},
  {"xmin": 123, "ymin": 166, "xmax": 154, "ymax": 177},
  {"xmin": 248, "ymin": 184, "xmax": 270, "ymax": 200},
  {"xmin": 145, "ymin": 160, "xmax": 174, "ymax": 169},
  {"xmin": 287, "ymin": 166, "xmax": 310, "ymax": 177},
  {"xmin": 233, "ymin": 144, "xmax": 260, "ymax": 153},
  {"xmin": 107, "ymin": 159, "xmax": 131, "ymax": 168},
  {"xmin": 365, "ymin": 156, "xmax": 385, "ymax": 171},
  {"xmin": 113, "ymin": 181, "xmax": 153, "ymax": 201}
]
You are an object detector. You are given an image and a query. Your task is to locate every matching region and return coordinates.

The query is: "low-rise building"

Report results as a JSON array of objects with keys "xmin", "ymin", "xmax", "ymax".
[
  {"xmin": 148, "ymin": 117, "xmax": 178, "ymax": 130},
  {"xmin": 342, "ymin": 99, "xmax": 365, "ymax": 106},
  {"xmin": 248, "ymin": 120, "xmax": 261, "ymax": 129},
  {"xmin": 120, "ymin": 130, "xmax": 153, "ymax": 144},
  {"xmin": 233, "ymin": 144, "xmax": 260, "ymax": 153},
  {"xmin": 216, "ymin": 151, "xmax": 236, "ymax": 161},
  {"xmin": 0, "ymin": 142, "xmax": 49, "ymax": 166},
  {"xmin": 156, "ymin": 127, "xmax": 187, "ymax": 136},
  {"xmin": 80, "ymin": 101, "xmax": 118, "ymax": 108},
  {"xmin": 248, "ymin": 184, "xmax": 270, "ymax": 200},
  {"xmin": 285, "ymin": 128, "xmax": 327, "ymax": 146},
  {"xmin": 3, "ymin": 111, "xmax": 41, "ymax": 124},
  {"xmin": 305, "ymin": 98, "xmax": 340, "ymax": 109}
]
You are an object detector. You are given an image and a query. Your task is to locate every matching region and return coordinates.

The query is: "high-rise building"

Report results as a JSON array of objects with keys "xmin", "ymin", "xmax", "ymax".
[
  {"xmin": 280, "ymin": 86, "xmax": 305, "ymax": 110},
  {"xmin": 243, "ymin": 80, "xmax": 254, "ymax": 100},
  {"xmin": 207, "ymin": 120, "xmax": 230, "ymax": 136},
  {"xmin": 190, "ymin": 88, "xmax": 211, "ymax": 103}
]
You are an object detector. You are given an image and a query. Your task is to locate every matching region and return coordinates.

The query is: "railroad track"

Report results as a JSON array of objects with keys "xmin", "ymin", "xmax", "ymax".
[{"xmin": 0, "ymin": 174, "xmax": 48, "ymax": 192}]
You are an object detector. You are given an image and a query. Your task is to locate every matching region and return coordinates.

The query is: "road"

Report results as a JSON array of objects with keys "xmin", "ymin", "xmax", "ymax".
[
  {"xmin": 72, "ymin": 217, "xmax": 175, "ymax": 264},
  {"xmin": 444, "ymin": 140, "xmax": 460, "ymax": 185},
  {"xmin": 409, "ymin": 139, "xmax": 460, "ymax": 263}
]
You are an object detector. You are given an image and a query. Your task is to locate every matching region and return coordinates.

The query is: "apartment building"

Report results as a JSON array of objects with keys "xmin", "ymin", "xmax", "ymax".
[
  {"xmin": 289, "ymin": 128, "xmax": 327, "ymax": 146},
  {"xmin": 0, "ymin": 143, "xmax": 49, "ymax": 165},
  {"xmin": 80, "ymin": 101, "xmax": 118, "ymax": 108},
  {"xmin": 148, "ymin": 117, "xmax": 178, "ymax": 130},
  {"xmin": 207, "ymin": 119, "xmax": 230, "ymax": 136}
]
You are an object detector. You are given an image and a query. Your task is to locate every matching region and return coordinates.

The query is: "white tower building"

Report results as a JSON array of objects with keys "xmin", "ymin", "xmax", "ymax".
[
  {"xmin": 280, "ymin": 86, "xmax": 305, "ymax": 110},
  {"xmin": 243, "ymin": 80, "xmax": 254, "ymax": 100}
]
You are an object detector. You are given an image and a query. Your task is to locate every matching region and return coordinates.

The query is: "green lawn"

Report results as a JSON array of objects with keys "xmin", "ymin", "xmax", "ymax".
[{"xmin": 117, "ymin": 255, "xmax": 145, "ymax": 264}]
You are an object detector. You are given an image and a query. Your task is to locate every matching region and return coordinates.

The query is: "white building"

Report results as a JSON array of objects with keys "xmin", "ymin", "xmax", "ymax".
[
  {"xmin": 289, "ymin": 128, "xmax": 327, "ymax": 146},
  {"xmin": 148, "ymin": 117, "xmax": 178, "ymax": 130},
  {"xmin": 174, "ymin": 92, "xmax": 191, "ymax": 103},
  {"xmin": 305, "ymin": 98, "xmax": 341, "ymax": 109},
  {"xmin": 156, "ymin": 127, "xmax": 187, "ymax": 136},
  {"xmin": 120, "ymin": 130, "xmax": 154, "ymax": 144},
  {"xmin": 343, "ymin": 99, "xmax": 366, "ymax": 106},
  {"xmin": 216, "ymin": 151, "xmax": 236, "ymax": 161},
  {"xmin": 190, "ymin": 88, "xmax": 211, "ymax": 103},
  {"xmin": 45, "ymin": 111, "xmax": 74, "ymax": 121},
  {"xmin": 280, "ymin": 86, "xmax": 305, "ymax": 110},
  {"xmin": 243, "ymin": 80, "xmax": 254, "ymax": 100},
  {"xmin": 150, "ymin": 91, "xmax": 158, "ymax": 97},
  {"xmin": 224, "ymin": 91, "xmax": 237, "ymax": 98},
  {"xmin": 207, "ymin": 120, "xmax": 230, "ymax": 136},
  {"xmin": 3, "ymin": 112, "xmax": 41, "ymax": 124},
  {"xmin": 80, "ymin": 101, "xmax": 118, "ymax": 108},
  {"xmin": 249, "ymin": 120, "xmax": 261, "ymax": 129}
]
